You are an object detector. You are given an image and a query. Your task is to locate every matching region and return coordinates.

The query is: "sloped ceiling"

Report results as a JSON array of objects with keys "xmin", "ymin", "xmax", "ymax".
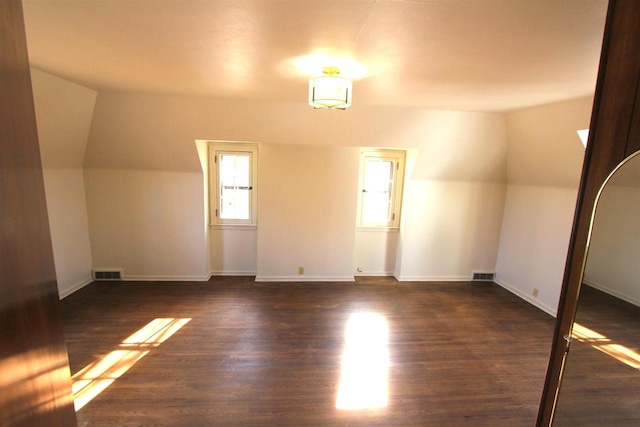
[{"xmin": 22, "ymin": 0, "xmax": 608, "ymax": 112}]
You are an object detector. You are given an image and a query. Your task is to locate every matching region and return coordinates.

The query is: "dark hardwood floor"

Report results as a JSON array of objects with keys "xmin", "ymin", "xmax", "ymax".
[
  {"xmin": 60, "ymin": 277, "xmax": 556, "ymax": 426},
  {"xmin": 553, "ymin": 285, "xmax": 640, "ymax": 426}
]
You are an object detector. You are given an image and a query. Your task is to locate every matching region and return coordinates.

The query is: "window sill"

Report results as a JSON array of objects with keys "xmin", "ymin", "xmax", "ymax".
[
  {"xmin": 209, "ymin": 224, "xmax": 258, "ymax": 230},
  {"xmin": 356, "ymin": 227, "xmax": 399, "ymax": 233}
]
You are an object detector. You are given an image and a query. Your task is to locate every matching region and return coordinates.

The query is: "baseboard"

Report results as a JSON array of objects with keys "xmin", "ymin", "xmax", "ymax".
[
  {"xmin": 394, "ymin": 274, "xmax": 471, "ymax": 282},
  {"xmin": 354, "ymin": 271, "xmax": 394, "ymax": 277},
  {"xmin": 58, "ymin": 277, "xmax": 93, "ymax": 300},
  {"xmin": 210, "ymin": 271, "xmax": 257, "ymax": 277},
  {"xmin": 122, "ymin": 275, "xmax": 210, "ymax": 282},
  {"xmin": 255, "ymin": 275, "xmax": 355, "ymax": 282},
  {"xmin": 493, "ymin": 277, "xmax": 557, "ymax": 317},
  {"xmin": 583, "ymin": 279, "xmax": 640, "ymax": 307}
]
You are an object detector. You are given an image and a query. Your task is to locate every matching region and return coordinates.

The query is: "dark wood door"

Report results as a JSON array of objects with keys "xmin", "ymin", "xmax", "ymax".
[
  {"xmin": 0, "ymin": 0, "xmax": 77, "ymax": 425},
  {"xmin": 537, "ymin": 0, "xmax": 640, "ymax": 424}
]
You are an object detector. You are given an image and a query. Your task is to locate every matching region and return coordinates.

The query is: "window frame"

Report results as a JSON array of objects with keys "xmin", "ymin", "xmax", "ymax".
[
  {"xmin": 208, "ymin": 142, "xmax": 258, "ymax": 227},
  {"xmin": 356, "ymin": 149, "xmax": 406, "ymax": 229}
]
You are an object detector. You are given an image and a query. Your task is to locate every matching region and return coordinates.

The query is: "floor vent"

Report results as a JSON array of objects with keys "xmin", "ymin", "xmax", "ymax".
[
  {"xmin": 472, "ymin": 272, "xmax": 495, "ymax": 281},
  {"xmin": 92, "ymin": 270, "xmax": 123, "ymax": 281}
]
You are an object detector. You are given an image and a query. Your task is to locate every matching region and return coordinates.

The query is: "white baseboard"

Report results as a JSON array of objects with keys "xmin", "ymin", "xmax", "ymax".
[
  {"xmin": 583, "ymin": 279, "xmax": 640, "ymax": 307},
  {"xmin": 394, "ymin": 274, "xmax": 471, "ymax": 282},
  {"xmin": 210, "ymin": 271, "xmax": 256, "ymax": 277},
  {"xmin": 354, "ymin": 271, "xmax": 394, "ymax": 277},
  {"xmin": 58, "ymin": 277, "xmax": 93, "ymax": 300},
  {"xmin": 493, "ymin": 278, "xmax": 557, "ymax": 317},
  {"xmin": 255, "ymin": 275, "xmax": 355, "ymax": 282},
  {"xmin": 122, "ymin": 275, "xmax": 210, "ymax": 282}
]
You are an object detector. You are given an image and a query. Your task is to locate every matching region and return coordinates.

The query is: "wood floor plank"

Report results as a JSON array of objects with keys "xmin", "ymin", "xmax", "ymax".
[
  {"xmin": 60, "ymin": 277, "xmax": 555, "ymax": 426},
  {"xmin": 553, "ymin": 285, "xmax": 640, "ymax": 426}
]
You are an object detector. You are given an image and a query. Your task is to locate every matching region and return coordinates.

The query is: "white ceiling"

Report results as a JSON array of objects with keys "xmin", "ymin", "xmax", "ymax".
[{"xmin": 22, "ymin": 0, "xmax": 609, "ymax": 112}]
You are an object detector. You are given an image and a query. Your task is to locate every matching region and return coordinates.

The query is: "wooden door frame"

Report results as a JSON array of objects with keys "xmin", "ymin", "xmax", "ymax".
[{"xmin": 0, "ymin": 0, "xmax": 77, "ymax": 424}]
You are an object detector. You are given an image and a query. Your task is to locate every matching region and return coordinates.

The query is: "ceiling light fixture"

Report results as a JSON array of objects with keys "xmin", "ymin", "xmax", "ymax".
[{"xmin": 309, "ymin": 66, "xmax": 352, "ymax": 110}]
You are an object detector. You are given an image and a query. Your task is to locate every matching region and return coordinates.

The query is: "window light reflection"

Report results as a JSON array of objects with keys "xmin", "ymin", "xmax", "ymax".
[
  {"xmin": 577, "ymin": 129, "xmax": 589, "ymax": 148},
  {"xmin": 571, "ymin": 322, "xmax": 640, "ymax": 369},
  {"xmin": 336, "ymin": 312, "xmax": 389, "ymax": 410},
  {"xmin": 72, "ymin": 318, "xmax": 191, "ymax": 411}
]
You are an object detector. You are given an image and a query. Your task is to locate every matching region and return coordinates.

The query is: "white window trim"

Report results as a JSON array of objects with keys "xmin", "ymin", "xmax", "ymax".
[
  {"xmin": 208, "ymin": 142, "xmax": 258, "ymax": 227},
  {"xmin": 356, "ymin": 149, "xmax": 406, "ymax": 229},
  {"xmin": 209, "ymin": 224, "xmax": 258, "ymax": 231}
]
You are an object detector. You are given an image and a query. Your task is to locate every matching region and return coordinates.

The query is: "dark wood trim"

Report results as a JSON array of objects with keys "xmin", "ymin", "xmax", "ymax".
[
  {"xmin": 626, "ymin": 58, "xmax": 640, "ymax": 156},
  {"xmin": 0, "ymin": 0, "xmax": 77, "ymax": 424},
  {"xmin": 537, "ymin": 0, "xmax": 640, "ymax": 424}
]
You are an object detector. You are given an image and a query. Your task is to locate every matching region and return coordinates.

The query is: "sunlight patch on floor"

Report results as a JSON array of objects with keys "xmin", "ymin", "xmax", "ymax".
[
  {"xmin": 72, "ymin": 318, "xmax": 191, "ymax": 411},
  {"xmin": 336, "ymin": 312, "xmax": 389, "ymax": 410},
  {"xmin": 572, "ymin": 322, "xmax": 640, "ymax": 369}
]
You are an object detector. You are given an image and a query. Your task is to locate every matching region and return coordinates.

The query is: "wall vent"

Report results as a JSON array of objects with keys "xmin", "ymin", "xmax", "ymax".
[
  {"xmin": 92, "ymin": 270, "xmax": 123, "ymax": 281},
  {"xmin": 472, "ymin": 272, "xmax": 495, "ymax": 281}
]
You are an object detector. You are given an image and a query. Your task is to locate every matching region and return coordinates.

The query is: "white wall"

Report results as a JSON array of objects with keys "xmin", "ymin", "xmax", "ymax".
[
  {"xmin": 41, "ymin": 169, "xmax": 94, "ymax": 298},
  {"xmin": 32, "ymin": 69, "xmax": 594, "ymax": 313},
  {"xmin": 31, "ymin": 69, "xmax": 96, "ymax": 169},
  {"xmin": 210, "ymin": 228, "xmax": 257, "ymax": 275},
  {"xmin": 84, "ymin": 169, "xmax": 209, "ymax": 280},
  {"xmin": 396, "ymin": 181, "xmax": 507, "ymax": 280},
  {"xmin": 495, "ymin": 185, "xmax": 578, "ymax": 315},
  {"xmin": 354, "ymin": 230, "xmax": 398, "ymax": 276},
  {"xmin": 29, "ymin": 68, "xmax": 598, "ymax": 314},
  {"xmin": 584, "ymin": 185, "xmax": 640, "ymax": 306},
  {"xmin": 394, "ymin": 113, "xmax": 508, "ymax": 281},
  {"xmin": 31, "ymin": 68, "xmax": 97, "ymax": 298},
  {"xmin": 495, "ymin": 97, "xmax": 593, "ymax": 315},
  {"xmin": 256, "ymin": 144, "xmax": 360, "ymax": 281},
  {"xmin": 31, "ymin": 68, "xmax": 601, "ymax": 307},
  {"xmin": 82, "ymin": 91, "xmax": 508, "ymax": 282}
]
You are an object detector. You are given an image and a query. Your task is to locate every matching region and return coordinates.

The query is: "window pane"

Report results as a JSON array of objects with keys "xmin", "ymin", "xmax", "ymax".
[
  {"xmin": 362, "ymin": 159, "xmax": 394, "ymax": 224},
  {"xmin": 219, "ymin": 153, "xmax": 251, "ymax": 220}
]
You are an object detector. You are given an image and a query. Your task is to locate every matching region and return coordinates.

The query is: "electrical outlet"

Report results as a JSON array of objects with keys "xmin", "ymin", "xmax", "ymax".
[
  {"xmin": 533, "ymin": 288, "xmax": 539, "ymax": 298},
  {"xmin": 298, "ymin": 266, "xmax": 304, "ymax": 275}
]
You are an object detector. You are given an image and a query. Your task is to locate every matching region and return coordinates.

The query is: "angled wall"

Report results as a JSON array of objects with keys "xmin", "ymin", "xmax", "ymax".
[
  {"xmin": 31, "ymin": 68, "xmax": 96, "ymax": 298},
  {"xmin": 31, "ymin": 68, "xmax": 596, "ymax": 314},
  {"xmin": 82, "ymin": 92, "xmax": 507, "ymax": 282},
  {"xmin": 495, "ymin": 97, "xmax": 593, "ymax": 315},
  {"xmin": 395, "ymin": 111, "xmax": 508, "ymax": 280}
]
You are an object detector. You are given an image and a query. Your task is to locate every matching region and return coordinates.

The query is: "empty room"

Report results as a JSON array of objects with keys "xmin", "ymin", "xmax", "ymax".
[{"xmin": 3, "ymin": 0, "xmax": 640, "ymax": 425}]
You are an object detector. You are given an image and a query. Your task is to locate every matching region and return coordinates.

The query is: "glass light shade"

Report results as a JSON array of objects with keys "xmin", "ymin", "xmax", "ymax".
[{"xmin": 309, "ymin": 75, "xmax": 352, "ymax": 109}]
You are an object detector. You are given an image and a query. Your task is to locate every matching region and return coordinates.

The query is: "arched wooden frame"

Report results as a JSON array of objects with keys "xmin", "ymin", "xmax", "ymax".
[{"xmin": 537, "ymin": 0, "xmax": 640, "ymax": 424}]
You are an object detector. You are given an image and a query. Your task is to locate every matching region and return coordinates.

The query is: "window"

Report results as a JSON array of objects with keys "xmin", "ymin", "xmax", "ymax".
[
  {"xmin": 577, "ymin": 129, "xmax": 589, "ymax": 148},
  {"xmin": 209, "ymin": 143, "xmax": 258, "ymax": 226},
  {"xmin": 357, "ymin": 149, "xmax": 405, "ymax": 228}
]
